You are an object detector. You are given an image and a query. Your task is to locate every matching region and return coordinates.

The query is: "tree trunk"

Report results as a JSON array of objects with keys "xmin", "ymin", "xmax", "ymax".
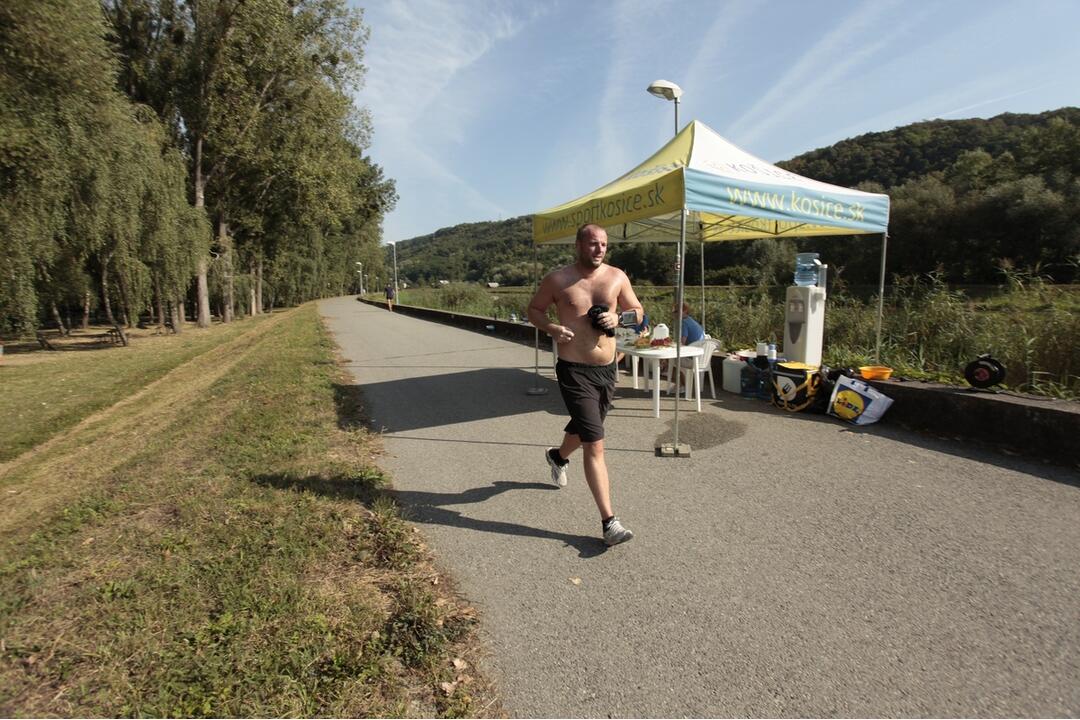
[
  {"xmin": 249, "ymin": 256, "xmax": 257, "ymax": 315},
  {"xmin": 255, "ymin": 255, "xmax": 264, "ymax": 314},
  {"xmin": 100, "ymin": 257, "xmax": 128, "ymax": 346},
  {"xmin": 117, "ymin": 270, "xmax": 134, "ymax": 328},
  {"xmin": 220, "ymin": 214, "xmax": 233, "ymax": 323},
  {"xmin": 51, "ymin": 302, "xmax": 68, "ymax": 336},
  {"xmin": 195, "ymin": 135, "xmax": 211, "ymax": 328},
  {"xmin": 82, "ymin": 291, "xmax": 91, "ymax": 330},
  {"xmin": 172, "ymin": 294, "xmax": 184, "ymax": 335},
  {"xmin": 154, "ymin": 276, "xmax": 166, "ymax": 328},
  {"xmin": 196, "ymin": 257, "xmax": 211, "ymax": 327}
]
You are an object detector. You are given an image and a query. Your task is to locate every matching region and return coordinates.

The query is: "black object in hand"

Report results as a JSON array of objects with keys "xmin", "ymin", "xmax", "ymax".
[{"xmin": 587, "ymin": 304, "xmax": 614, "ymax": 336}]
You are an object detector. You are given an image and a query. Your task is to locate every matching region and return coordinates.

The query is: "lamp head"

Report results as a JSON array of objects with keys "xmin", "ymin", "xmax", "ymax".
[{"xmin": 647, "ymin": 79, "xmax": 682, "ymax": 102}]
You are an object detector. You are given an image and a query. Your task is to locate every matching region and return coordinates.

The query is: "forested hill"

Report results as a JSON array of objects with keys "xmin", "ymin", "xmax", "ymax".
[
  {"xmin": 394, "ymin": 216, "xmax": 574, "ymax": 287},
  {"xmin": 778, "ymin": 107, "xmax": 1080, "ymax": 188},
  {"xmin": 394, "ymin": 108, "xmax": 1080, "ymax": 287}
]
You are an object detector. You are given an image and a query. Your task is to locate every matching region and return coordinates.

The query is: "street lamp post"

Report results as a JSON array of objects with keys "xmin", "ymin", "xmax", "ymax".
[
  {"xmin": 355, "ymin": 261, "xmax": 364, "ymax": 295},
  {"xmin": 648, "ymin": 79, "xmax": 691, "ymax": 457},
  {"xmin": 392, "ymin": 241, "xmax": 399, "ymax": 290},
  {"xmin": 647, "ymin": 79, "xmax": 681, "ymax": 135}
]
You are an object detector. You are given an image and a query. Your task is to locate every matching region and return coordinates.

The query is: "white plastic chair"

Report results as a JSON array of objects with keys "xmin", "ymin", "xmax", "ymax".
[{"xmin": 667, "ymin": 337, "xmax": 720, "ymax": 400}]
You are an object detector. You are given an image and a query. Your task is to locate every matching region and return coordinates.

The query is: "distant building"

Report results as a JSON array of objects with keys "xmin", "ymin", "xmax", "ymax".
[{"xmin": 487, "ymin": 282, "xmax": 500, "ymax": 288}]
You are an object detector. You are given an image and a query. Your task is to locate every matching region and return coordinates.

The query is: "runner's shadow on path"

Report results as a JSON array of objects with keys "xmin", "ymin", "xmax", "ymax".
[
  {"xmin": 334, "ymin": 367, "xmax": 565, "ymax": 433},
  {"xmin": 392, "ymin": 481, "xmax": 609, "ymax": 558},
  {"xmin": 253, "ymin": 474, "xmax": 608, "ymax": 558}
]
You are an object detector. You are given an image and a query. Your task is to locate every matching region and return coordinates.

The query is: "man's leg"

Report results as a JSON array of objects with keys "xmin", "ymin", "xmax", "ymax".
[
  {"xmin": 580, "ymin": 439, "xmax": 613, "ymax": 519},
  {"xmin": 583, "ymin": 439, "xmax": 632, "ymax": 544},
  {"xmin": 557, "ymin": 432, "xmax": 581, "ymax": 460}
]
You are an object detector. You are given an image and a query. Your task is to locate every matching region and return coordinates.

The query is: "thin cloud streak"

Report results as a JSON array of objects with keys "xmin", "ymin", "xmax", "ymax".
[
  {"xmin": 727, "ymin": 0, "xmax": 903, "ymax": 146},
  {"xmin": 680, "ymin": 0, "xmax": 752, "ymax": 125},
  {"xmin": 939, "ymin": 81, "xmax": 1064, "ymax": 118},
  {"xmin": 363, "ymin": 0, "xmax": 532, "ymax": 132},
  {"xmin": 360, "ymin": 1, "xmax": 545, "ymax": 240}
]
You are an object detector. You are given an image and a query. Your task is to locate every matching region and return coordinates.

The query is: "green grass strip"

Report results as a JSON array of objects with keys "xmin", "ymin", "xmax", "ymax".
[
  {"xmin": 0, "ymin": 320, "xmax": 270, "ymax": 462},
  {"xmin": 0, "ymin": 305, "xmax": 488, "ymax": 718}
]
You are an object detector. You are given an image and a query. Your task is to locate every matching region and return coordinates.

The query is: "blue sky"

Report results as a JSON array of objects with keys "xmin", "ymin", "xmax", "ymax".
[{"xmin": 352, "ymin": 0, "xmax": 1080, "ymax": 244}]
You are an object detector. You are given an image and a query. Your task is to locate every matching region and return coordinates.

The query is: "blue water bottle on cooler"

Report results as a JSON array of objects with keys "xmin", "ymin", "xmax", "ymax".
[{"xmin": 794, "ymin": 253, "xmax": 819, "ymax": 286}]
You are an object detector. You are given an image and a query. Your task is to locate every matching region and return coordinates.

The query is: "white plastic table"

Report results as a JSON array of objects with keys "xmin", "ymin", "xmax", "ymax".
[{"xmin": 617, "ymin": 343, "xmax": 705, "ymax": 417}]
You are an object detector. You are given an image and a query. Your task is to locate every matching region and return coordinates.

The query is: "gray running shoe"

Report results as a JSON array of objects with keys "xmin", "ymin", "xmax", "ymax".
[
  {"xmin": 545, "ymin": 448, "xmax": 568, "ymax": 487},
  {"xmin": 603, "ymin": 517, "xmax": 634, "ymax": 546}
]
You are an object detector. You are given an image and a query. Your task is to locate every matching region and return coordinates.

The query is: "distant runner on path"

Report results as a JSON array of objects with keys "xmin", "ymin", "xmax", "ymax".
[
  {"xmin": 527, "ymin": 223, "xmax": 643, "ymax": 546},
  {"xmin": 385, "ymin": 283, "xmax": 396, "ymax": 311}
]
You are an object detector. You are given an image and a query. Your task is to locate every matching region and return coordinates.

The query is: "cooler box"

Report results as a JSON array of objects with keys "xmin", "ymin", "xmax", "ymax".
[{"xmin": 771, "ymin": 361, "xmax": 821, "ymax": 412}]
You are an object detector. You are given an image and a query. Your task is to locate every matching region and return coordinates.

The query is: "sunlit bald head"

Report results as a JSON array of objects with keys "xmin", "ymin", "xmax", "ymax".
[{"xmin": 575, "ymin": 224, "xmax": 608, "ymax": 268}]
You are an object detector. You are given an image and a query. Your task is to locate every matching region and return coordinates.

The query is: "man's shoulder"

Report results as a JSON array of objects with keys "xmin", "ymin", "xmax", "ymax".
[
  {"xmin": 605, "ymin": 264, "xmax": 629, "ymax": 281},
  {"xmin": 544, "ymin": 264, "xmax": 577, "ymax": 284}
]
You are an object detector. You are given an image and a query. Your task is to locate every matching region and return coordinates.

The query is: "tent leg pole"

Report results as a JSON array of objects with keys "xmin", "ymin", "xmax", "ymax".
[
  {"xmin": 659, "ymin": 206, "xmax": 690, "ymax": 458},
  {"xmin": 527, "ymin": 243, "xmax": 548, "ymax": 396},
  {"xmin": 700, "ymin": 240, "xmax": 705, "ymax": 333},
  {"xmin": 874, "ymin": 232, "xmax": 888, "ymax": 364}
]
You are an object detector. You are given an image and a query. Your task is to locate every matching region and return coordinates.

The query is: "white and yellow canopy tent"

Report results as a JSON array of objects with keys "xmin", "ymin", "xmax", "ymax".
[{"xmin": 530, "ymin": 120, "xmax": 891, "ymax": 452}]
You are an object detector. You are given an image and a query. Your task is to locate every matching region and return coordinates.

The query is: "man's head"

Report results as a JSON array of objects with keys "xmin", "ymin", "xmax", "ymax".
[
  {"xmin": 673, "ymin": 301, "xmax": 692, "ymax": 316},
  {"xmin": 575, "ymin": 224, "xmax": 608, "ymax": 269}
]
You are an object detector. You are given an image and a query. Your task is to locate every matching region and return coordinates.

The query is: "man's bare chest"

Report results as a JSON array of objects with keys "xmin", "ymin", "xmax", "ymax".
[{"xmin": 557, "ymin": 277, "xmax": 618, "ymax": 314}]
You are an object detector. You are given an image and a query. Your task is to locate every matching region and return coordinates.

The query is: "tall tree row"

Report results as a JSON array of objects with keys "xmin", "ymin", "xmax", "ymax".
[
  {"xmin": 1, "ymin": 0, "xmax": 207, "ymax": 336},
  {"xmin": 0, "ymin": 0, "xmax": 396, "ymax": 336}
]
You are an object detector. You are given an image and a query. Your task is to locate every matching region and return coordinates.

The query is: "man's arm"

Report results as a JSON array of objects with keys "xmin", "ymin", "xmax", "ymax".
[
  {"xmin": 527, "ymin": 274, "xmax": 574, "ymax": 343},
  {"xmin": 615, "ymin": 272, "xmax": 644, "ymax": 326}
]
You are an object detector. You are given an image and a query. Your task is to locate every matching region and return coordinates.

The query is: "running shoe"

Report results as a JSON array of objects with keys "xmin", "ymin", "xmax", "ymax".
[
  {"xmin": 603, "ymin": 517, "xmax": 634, "ymax": 546},
  {"xmin": 545, "ymin": 447, "xmax": 568, "ymax": 487}
]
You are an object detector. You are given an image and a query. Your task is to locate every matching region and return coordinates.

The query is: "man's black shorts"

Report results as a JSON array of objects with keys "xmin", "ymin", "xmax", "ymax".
[{"xmin": 555, "ymin": 359, "xmax": 616, "ymax": 443}]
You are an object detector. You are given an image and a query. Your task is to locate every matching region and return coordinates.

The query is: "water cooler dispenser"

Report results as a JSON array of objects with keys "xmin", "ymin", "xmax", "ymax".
[{"xmin": 783, "ymin": 253, "xmax": 827, "ymax": 367}]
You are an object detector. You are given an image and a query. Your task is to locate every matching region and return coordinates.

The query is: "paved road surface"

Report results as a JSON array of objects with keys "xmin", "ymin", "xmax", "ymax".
[{"xmin": 320, "ymin": 297, "xmax": 1079, "ymax": 718}]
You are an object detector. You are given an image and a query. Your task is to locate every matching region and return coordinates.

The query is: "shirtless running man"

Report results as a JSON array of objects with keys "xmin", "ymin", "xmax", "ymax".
[{"xmin": 527, "ymin": 223, "xmax": 643, "ymax": 546}]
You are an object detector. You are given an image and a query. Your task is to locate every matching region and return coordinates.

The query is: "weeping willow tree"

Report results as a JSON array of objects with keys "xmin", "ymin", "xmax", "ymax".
[
  {"xmin": 104, "ymin": 0, "xmax": 396, "ymax": 324},
  {"xmin": 0, "ymin": 0, "xmax": 111, "ymax": 334},
  {"xmin": 0, "ymin": 0, "xmax": 206, "ymax": 337},
  {"xmin": 2, "ymin": 0, "xmax": 395, "ymax": 337}
]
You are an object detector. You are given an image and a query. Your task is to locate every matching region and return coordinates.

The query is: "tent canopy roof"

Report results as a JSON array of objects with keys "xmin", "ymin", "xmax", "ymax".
[{"xmin": 533, "ymin": 120, "xmax": 890, "ymax": 244}]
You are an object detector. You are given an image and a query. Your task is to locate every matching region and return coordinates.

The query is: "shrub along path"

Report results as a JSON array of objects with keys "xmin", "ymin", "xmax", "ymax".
[{"xmin": 321, "ymin": 294, "xmax": 1080, "ymax": 718}]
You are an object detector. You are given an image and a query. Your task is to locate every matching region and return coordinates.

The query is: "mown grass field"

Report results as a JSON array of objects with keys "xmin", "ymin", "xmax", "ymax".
[
  {"xmin": 0, "ymin": 322, "xmax": 265, "ymax": 463},
  {"xmin": 0, "ymin": 306, "xmax": 497, "ymax": 717}
]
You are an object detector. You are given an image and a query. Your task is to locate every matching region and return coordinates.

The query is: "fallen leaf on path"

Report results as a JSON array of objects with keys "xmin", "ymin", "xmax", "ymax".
[
  {"xmin": 452, "ymin": 658, "xmax": 468, "ymax": 671},
  {"xmin": 570, "ymin": 577, "xmax": 581, "ymax": 585},
  {"xmin": 440, "ymin": 681, "xmax": 458, "ymax": 696}
]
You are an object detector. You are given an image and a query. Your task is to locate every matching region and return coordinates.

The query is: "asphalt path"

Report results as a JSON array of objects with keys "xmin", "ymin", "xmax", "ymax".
[{"xmin": 319, "ymin": 296, "xmax": 1080, "ymax": 718}]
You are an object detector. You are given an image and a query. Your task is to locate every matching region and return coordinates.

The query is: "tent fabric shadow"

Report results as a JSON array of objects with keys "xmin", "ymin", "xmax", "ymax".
[{"xmin": 334, "ymin": 367, "xmax": 564, "ymax": 434}]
